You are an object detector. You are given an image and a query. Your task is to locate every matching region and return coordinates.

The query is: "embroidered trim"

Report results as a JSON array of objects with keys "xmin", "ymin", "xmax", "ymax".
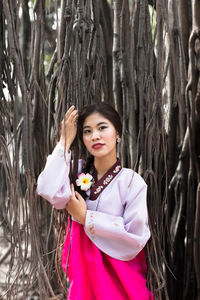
[
  {"xmin": 94, "ymin": 185, "xmax": 104, "ymax": 194},
  {"xmin": 88, "ymin": 211, "xmax": 95, "ymax": 238},
  {"xmin": 113, "ymin": 165, "xmax": 121, "ymax": 173},
  {"xmin": 90, "ymin": 159, "xmax": 122, "ymax": 200},
  {"xmin": 53, "ymin": 144, "xmax": 71, "ymax": 162},
  {"xmin": 103, "ymin": 175, "xmax": 113, "ymax": 185},
  {"xmin": 54, "ymin": 147, "xmax": 65, "ymax": 157}
]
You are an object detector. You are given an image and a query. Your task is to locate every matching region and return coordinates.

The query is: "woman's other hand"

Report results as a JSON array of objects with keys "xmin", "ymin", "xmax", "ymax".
[
  {"xmin": 66, "ymin": 184, "xmax": 87, "ymax": 226},
  {"xmin": 59, "ymin": 105, "xmax": 78, "ymax": 151}
]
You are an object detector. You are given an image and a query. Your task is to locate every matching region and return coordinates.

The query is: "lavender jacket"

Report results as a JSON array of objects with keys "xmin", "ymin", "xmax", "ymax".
[{"xmin": 37, "ymin": 143, "xmax": 151, "ymax": 261}]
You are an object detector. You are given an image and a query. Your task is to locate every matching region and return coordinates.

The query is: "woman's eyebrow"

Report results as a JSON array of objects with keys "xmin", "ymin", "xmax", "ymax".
[
  {"xmin": 97, "ymin": 121, "xmax": 108, "ymax": 126},
  {"xmin": 83, "ymin": 121, "xmax": 108, "ymax": 129},
  {"xmin": 83, "ymin": 125, "xmax": 91, "ymax": 129}
]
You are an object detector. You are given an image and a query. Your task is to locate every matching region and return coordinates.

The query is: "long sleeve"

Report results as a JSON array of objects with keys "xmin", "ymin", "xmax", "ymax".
[
  {"xmin": 84, "ymin": 173, "xmax": 150, "ymax": 261},
  {"xmin": 37, "ymin": 143, "xmax": 72, "ymax": 209}
]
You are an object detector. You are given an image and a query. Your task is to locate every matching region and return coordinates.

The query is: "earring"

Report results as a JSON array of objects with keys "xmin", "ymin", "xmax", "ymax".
[{"xmin": 116, "ymin": 137, "xmax": 121, "ymax": 144}]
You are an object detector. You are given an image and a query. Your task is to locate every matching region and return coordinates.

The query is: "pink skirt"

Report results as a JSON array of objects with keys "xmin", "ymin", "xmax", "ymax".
[{"xmin": 62, "ymin": 220, "xmax": 154, "ymax": 300}]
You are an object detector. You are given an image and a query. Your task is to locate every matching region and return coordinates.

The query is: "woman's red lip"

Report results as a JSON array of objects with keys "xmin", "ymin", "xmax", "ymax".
[{"xmin": 92, "ymin": 144, "xmax": 104, "ymax": 149}]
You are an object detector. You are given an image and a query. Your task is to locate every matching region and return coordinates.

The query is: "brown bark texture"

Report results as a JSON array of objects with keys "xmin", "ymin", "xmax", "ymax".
[{"xmin": 0, "ymin": 0, "xmax": 200, "ymax": 299}]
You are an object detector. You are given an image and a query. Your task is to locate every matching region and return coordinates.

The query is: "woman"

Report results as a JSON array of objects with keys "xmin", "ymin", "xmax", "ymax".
[{"xmin": 37, "ymin": 102, "xmax": 154, "ymax": 299}]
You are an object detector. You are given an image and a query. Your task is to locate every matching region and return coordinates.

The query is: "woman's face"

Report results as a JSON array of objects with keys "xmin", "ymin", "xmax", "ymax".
[{"xmin": 82, "ymin": 112, "xmax": 119, "ymax": 160}]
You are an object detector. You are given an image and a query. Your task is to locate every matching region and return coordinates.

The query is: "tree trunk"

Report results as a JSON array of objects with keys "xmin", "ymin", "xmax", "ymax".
[{"xmin": 0, "ymin": 1, "xmax": 200, "ymax": 299}]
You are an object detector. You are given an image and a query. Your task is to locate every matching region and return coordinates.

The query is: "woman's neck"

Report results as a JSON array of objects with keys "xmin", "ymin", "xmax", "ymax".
[{"xmin": 94, "ymin": 155, "xmax": 117, "ymax": 180}]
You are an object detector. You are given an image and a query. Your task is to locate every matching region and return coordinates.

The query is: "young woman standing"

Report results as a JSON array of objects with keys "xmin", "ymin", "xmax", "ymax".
[{"xmin": 37, "ymin": 102, "xmax": 154, "ymax": 299}]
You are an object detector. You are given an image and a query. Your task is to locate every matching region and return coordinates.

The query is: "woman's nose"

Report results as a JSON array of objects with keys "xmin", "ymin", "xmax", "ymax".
[{"xmin": 91, "ymin": 130, "xmax": 100, "ymax": 140}]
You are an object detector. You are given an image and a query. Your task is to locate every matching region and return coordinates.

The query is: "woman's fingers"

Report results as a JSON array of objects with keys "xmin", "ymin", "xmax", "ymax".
[
  {"xmin": 67, "ymin": 109, "xmax": 78, "ymax": 124},
  {"xmin": 75, "ymin": 191, "xmax": 84, "ymax": 202},
  {"xmin": 61, "ymin": 107, "xmax": 78, "ymax": 133},
  {"xmin": 61, "ymin": 106, "xmax": 75, "ymax": 126},
  {"xmin": 64, "ymin": 106, "xmax": 78, "ymax": 123},
  {"xmin": 59, "ymin": 106, "xmax": 78, "ymax": 150},
  {"xmin": 72, "ymin": 111, "xmax": 78, "ymax": 123},
  {"xmin": 71, "ymin": 184, "xmax": 75, "ymax": 197},
  {"xmin": 64, "ymin": 105, "xmax": 75, "ymax": 121},
  {"xmin": 62, "ymin": 109, "xmax": 78, "ymax": 131},
  {"xmin": 69, "ymin": 186, "xmax": 84, "ymax": 203},
  {"xmin": 66, "ymin": 191, "xmax": 87, "ymax": 225},
  {"xmin": 70, "ymin": 186, "xmax": 82, "ymax": 201}
]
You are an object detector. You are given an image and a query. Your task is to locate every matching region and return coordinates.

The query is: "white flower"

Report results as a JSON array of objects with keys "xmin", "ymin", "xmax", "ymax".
[{"xmin": 76, "ymin": 173, "xmax": 94, "ymax": 191}]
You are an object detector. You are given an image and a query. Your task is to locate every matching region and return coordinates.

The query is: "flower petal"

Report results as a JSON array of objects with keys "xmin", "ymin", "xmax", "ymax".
[
  {"xmin": 78, "ymin": 173, "xmax": 85, "ymax": 179},
  {"xmin": 86, "ymin": 173, "xmax": 93, "ymax": 180},
  {"xmin": 76, "ymin": 179, "xmax": 81, "ymax": 186},
  {"xmin": 80, "ymin": 183, "xmax": 92, "ymax": 191}
]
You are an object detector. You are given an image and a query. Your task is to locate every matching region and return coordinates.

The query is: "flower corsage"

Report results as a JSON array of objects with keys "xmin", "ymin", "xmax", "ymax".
[{"xmin": 76, "ymin": 173, "xmax": 94, "ymax": 191}]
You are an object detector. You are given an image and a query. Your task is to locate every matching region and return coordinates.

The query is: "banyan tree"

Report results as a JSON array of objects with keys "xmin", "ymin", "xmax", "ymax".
[{"xmin": 0, "ymin": 0, "xmax": 199, "ymax": 299}]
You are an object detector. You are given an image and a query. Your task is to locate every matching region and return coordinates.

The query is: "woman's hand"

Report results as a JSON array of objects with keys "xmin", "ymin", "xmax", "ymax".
[
  {"xmin": 59, "ymin": 105, "xmax": 78, "ymax": 151},
  {"xmin": 66, "ymin": 184, "xmax": 87, "ymax": 226}
]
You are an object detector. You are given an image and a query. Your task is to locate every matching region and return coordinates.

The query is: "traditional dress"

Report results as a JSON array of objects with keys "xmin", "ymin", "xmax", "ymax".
[{"xmin": 37, "ymin": 143, "xmax": 154, "ymax": 299}]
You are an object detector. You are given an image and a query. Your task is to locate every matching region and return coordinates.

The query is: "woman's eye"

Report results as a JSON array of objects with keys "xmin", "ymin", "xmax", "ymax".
[
  {"xmin": 83, "ymin": 129, "xmax": 91, "ymax": 134},
  {"xmin": 99, "ymin": 126, "xmax": 107, "ymax": 131}
]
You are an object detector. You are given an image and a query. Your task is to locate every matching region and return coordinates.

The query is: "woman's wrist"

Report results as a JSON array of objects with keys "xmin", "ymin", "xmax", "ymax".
[
  {"xmin": 59, "ymin": 138, "xmax": 71, "ymax": 151},
  {"xmin": 80, "ymin": 210, "xmax": 87, "ymax": 226}
]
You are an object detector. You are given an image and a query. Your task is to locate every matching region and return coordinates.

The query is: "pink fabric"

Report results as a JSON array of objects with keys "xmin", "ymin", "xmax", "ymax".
[{"xmin": 62, "ymin": 220, "xmax": 154, "ymax": 300}]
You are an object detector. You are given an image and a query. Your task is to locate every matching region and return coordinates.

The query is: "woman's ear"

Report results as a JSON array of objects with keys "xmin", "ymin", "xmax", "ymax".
[
  {"xmin": 116, "ymin": 137, "xmax": 121, "ymax": 144},
  {"xmin": 116, "ymin": 132, "xmax": 121, "ymax": 144}
]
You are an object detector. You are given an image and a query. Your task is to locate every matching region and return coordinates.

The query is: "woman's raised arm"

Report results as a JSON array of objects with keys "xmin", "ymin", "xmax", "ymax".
[
  {"xmin": 37, "ymin": 143, "xmax": 72, "ymax": 209},
  {"xmin": 37, "ymin": 105, "xmax": 78, "ymax": 209}
]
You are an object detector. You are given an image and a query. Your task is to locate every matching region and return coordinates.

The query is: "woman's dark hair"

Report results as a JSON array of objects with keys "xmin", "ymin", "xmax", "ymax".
[
  {"xmin": 77, "ymin": 102, "xmax": 122, "ymax": 143},
  {"xmin": 72, "ymin": 102, "xmax": 122, "ymax": 199}
]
